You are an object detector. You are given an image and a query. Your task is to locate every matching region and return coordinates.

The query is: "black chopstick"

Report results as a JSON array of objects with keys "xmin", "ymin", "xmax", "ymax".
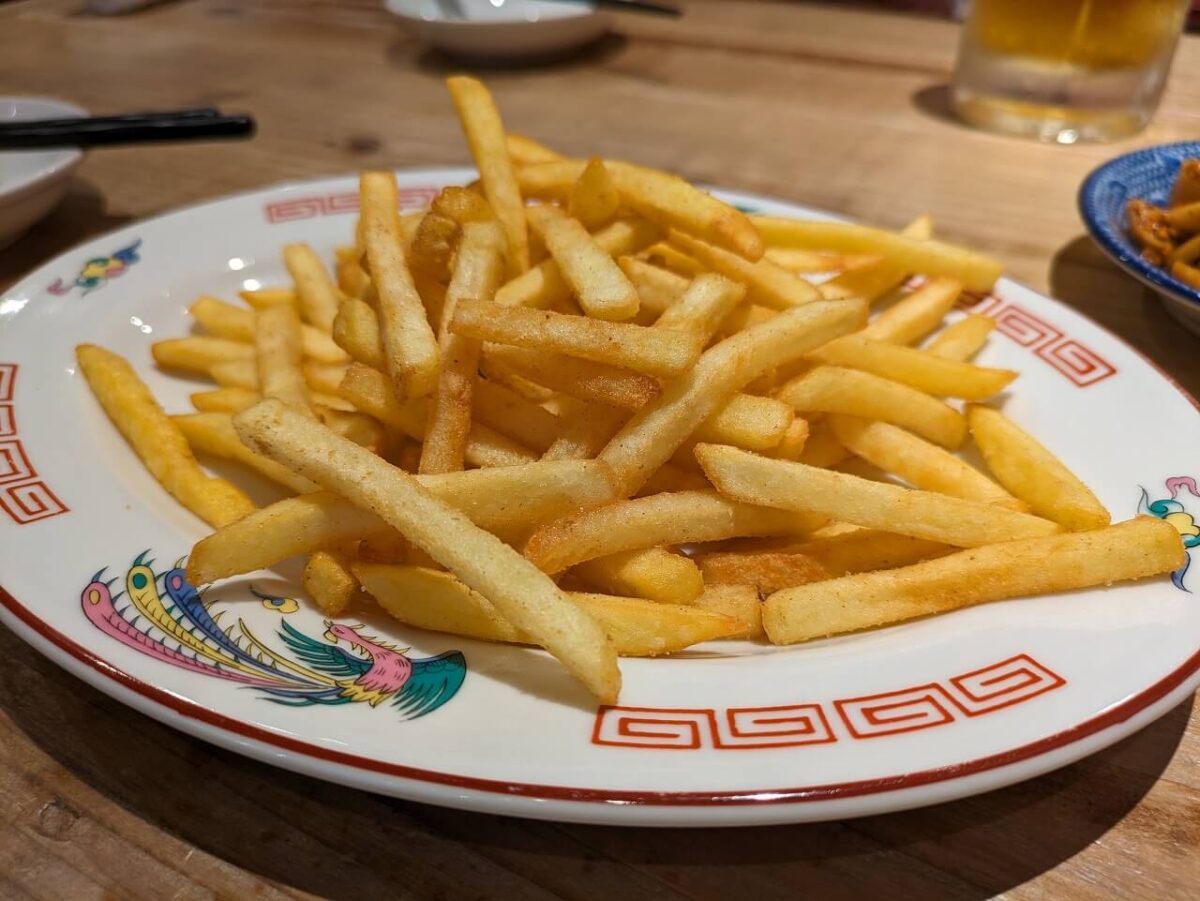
[
  {"xmin": 0, "ymin": 110, "xmax": 255, "ymax": 150},
  {"xmin": 579, "ymin": 0, "xmax": 682, "ymax": 17}
]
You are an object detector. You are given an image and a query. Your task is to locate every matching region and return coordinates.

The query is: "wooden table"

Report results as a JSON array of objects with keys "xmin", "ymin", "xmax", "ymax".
[{"xmin": 1, "ymin": 1, "xmax": 1197, "ymax": 897}]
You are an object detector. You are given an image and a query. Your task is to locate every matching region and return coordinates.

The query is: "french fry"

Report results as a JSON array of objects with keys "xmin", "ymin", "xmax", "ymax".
[
  {"xmin": 829, "ymin": 415, "xmax": 1021, "ymax": 509},
  {"xmin": 152, "ymin": 337, "xmax": 253, "ymax": 373},
  {"xmin": 527, "ymin": 204, "xmax": 640, "ymax": 321},
  {"xmin": 777, "ymin": 365, "xmax": 967, "ymax": 449},
  {"xmin": 572, "ymin": 548, "xmax": 704, "ymax": 605},
  {"xmin": 695, "ymin": 393, "xmax": 793, "ymax": 451},
  {"xmin": 338, "ymin": 362, "xmax": 537, "ymax": 468},
  {"xmin": 541, "ymin": 400, "xmax": 627, "ymax": 461},
  {"xmin": 696, "ymin": 444, "xmax": 1058, "ymax": 548},
  {"xmin": 506, "ymin": 133, "xmax": 563, "ymax": 165},
  {"xmin": 967, "ymin": 405, "xmax": 1110, "ymax": 531},
  {"xmin": 187, "ymin": 458, "xmax": 617, "ymax": 585},
  {"xmin": 454, "ymin": 299, "xmax": 701, "ymax": 378},
  {"xmin": 768, "ymin": 417, "xmax": 810, "ymax": 460},
  {"xmin": 617, "ymin": 256, "xmax": 689, "ymax": 315},
  {"xmin": 315, "ymin": 406, "xmax": 386, "ymax": 454},
  {"xmin": 173, "ymin": 412, "xmax": 318, "ymax": 494},
  {"xmin": 408, "ymin": 211, "xmax": 459, "ymax": 283},
  {"xmin": 751, "ymin": 218, "xmax": 1002, "ymax": 291},
  {"xmin": 765, "ymin": 248, "xmax": 880, "ymax": 273},
  {"xmin": 809, "ymin": 336, "xmax": 1017, "ymax": 400},
  {"xmin": 772, "ymin": 528, "xmax": 951, "ymax": 575},
  {"xmin": 239, "ymin": 287, "xmax": 295, "ymax": 308},
  {"xmin": 523, "ymin": 490, "xmax": 826, "ymax": 574},
  {"xmin": 421, "ymin": 220, "xmax": 508, "ymax": 474},
  {"xmin": 76, "ymin": 344, "xmax": 254, "ymax": 528},
  {"xmin": 763, "ymin": 518, "xmax": 1184, "ymax": 644},
  {"xmin": 190, "ymin": 386, "xmax": 262, "ymax": 414},
  {"xmin": 599, "ymin": 297, "xmax": 865, "ymax": 498},
  {"xmin": 189, "ymin": 296, "xmax": 348, "ymax": 364},
  {"xmin": 209, "ymin": 360, "xmax": 259, "ymax": 389},
  {"xmin": 473, "ymin": 378, "xmax": 562, "ymax": 453},
  {"xmin": 693, "ymin": 585, "xmax": 763, "ymax": 639},
  {"xmin": 481, "ymin": 343, "xmax": 661, "ymax": 410},
  {"xmin": 652, "ymin": 271, "xmax": 745, "ymax": 339},
  {"xmin": 332, "ymin": 296, "xmax": 386, "ymax": 370},
  {"xmin": 495, "ymin": 217, "xmax": 661, "ymax": 309},
  {"xmin": 667, "ymin": 229, "xmax": 821, "ymax": 309},
  {"xmin": 303, "ymin": 361, "xmax": 350, "ymax": 397},
  {"xmin": 360, "ymin": 171, "xmax": 440, "ymax": 399},
  {"xmin": 638, "ymin": 462, "xmax": 710, "ymax": 494},
  {"xmin": 924, "ymin": 313, "xmax": 996, "ymax": 361},
  {"xmin": 255, "ymin": 303, "xmax": 314, "ymax": 418},
  {"xmin": 643, "ymin": 242, "xmax": 708, "ymax": 278},
  {"xmin": 793, "ymin": 418, "xmax": 848, "ymax": 467},
  {"xmin": 283, "ymin": 243, "xmax": 341, "ymax": 333},
  {"xmin": 356, "ymin": 564, "xmax": 740, "ymax": 656},
  {"xmin": 858, "ymin": 276, "xmax": 963, "ymax": 345},
  {"xmin": 568, "ymin": 157, "xmax": 620, "ymax": 230},
  {"xmin": 816, "ymin": 213, "xmax": 933, "ymax": 302},
  {"xmin": 446, "ymin": 75, "xmax": 530, "ymax": 275},
  {"xmin": 337, "ymin": 254, "xmax": 372, "ymax": 300},
  {"xmin": 208, "ymin": 359, "xmax": 349, "ymax": 401},
  {"xmin": 303, "ymin": 550, "xmax": 359, "ymax": 617},
  {"xmin": 695, "ymin": 549, "xmax": 830, "ymax": 597},
  {"xmin": 233, "ymin": 400, "xmax": 619, "ymax": 701},
  {"xmin": 517, "ymin": 159, "xmax": 764, "ymax": 260}
]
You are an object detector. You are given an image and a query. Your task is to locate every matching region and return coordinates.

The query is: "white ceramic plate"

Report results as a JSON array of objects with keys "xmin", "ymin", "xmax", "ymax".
[{"xmin": 1, "ymin": 169, "xmax": 1197, "ymax": 827}]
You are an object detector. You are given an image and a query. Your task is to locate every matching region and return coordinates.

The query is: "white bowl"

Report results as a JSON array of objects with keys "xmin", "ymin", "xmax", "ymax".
[
  {"xmin": 0, "ymin": 98, "xmax": 85, "ymax": 249},
  {"xmin": 385, "ymin": 0, "xmax": 610, "ymax": 60}
]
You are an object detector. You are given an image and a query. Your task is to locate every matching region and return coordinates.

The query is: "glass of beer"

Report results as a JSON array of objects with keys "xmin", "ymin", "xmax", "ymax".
[{"xmin": 952, "ymin": 0, "xmax": 1191, "ymax": 143}]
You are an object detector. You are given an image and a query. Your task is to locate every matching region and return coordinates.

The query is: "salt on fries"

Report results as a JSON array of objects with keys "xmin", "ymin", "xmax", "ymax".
[{"xmin": 75, "ymin": 78, "xmax": 1185, "ymax": 703}]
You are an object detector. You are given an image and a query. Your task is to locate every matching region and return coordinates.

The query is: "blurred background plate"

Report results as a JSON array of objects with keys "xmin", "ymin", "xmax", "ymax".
[{"xmin": 0, "ymin": 97, "xmax": 86, "ymax": 248}]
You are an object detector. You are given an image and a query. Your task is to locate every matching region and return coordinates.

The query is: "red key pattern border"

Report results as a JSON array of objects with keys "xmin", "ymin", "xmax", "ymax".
[
  {"xmin": 0, "ymin": 364, "xmax": 69, "ymax": 526},
  {"xmin": 592, "ymin": 654, "xmax": 1065, "ymax": 749},
  {"xmin": 263, "ymin": 187, "xmax": 440, "ymax": 224}
]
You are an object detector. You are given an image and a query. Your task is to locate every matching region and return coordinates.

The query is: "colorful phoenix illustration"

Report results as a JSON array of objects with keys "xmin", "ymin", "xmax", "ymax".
[
  {"xmin": 47, "ymin": 239, "xmax": 142, "ymax": 295},
  {"xmin": 1139, "ymin": 476, "xmax": 1200, "ymax": 592}
]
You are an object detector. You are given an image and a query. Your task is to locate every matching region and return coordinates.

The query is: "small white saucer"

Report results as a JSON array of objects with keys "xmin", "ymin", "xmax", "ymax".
[
  {"xmin": 385, "ymin": 0, "xmax": 610, "ymax": 60},
  {"xmin": 0, "ymin": 98, "xmax": 86, "ymax": 248}
]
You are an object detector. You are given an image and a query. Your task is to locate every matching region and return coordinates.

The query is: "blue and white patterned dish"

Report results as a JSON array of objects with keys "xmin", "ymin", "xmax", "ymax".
[{"xmin": 1079, "ymin": 141, "xmax": 1200, "ymax": 337}]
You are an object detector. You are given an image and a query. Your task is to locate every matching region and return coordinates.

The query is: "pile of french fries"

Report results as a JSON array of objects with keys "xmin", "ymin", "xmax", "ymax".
[{"xmin": 76, "ymin": 76, "xmax": 1185, "ymax": 704}]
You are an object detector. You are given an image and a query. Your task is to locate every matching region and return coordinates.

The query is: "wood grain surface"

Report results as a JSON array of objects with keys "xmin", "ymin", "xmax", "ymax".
[{"xmin": 0, "ymin": 1, "xmax": 1197, "ymax": 898}]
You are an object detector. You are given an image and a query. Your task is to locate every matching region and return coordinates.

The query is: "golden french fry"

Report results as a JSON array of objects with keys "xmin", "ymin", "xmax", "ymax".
[
  {"xmin": 859, "ymin": 277, "xmax": 963, "ymax": 345},
  {"xmin": 695, "ymin": 549, "xmax": 830, "ymax": 597},
  {"xmin": 255, "ymin": 303, "xmax": 314, "ymax": 418},
  {"xmin": 695, "ymin": 393, "xmax": 793, "ymax": 451},
  {"xmin": 495, "ymin": 217, "xmax": 661, "ymax": 309},
  {"xmin": 337, "ymin": 362, "xmax": 536, "ymax": 468},
  {"xmin": 568, "ymin": 157, "xmax": 621, "ymax": 230},
  {"xmin": 967, "ymin": 405, "xmax": 1110, "ymax": 531},
  {"xmin": 209, "ymin": 360, "xmax": 258, "ymax": 389},
  {"xmin": 505, "ymin": 133, "xmax": 563, "ymax": 165},
  {"xmin": 924, "ymin": 313, "xmax": 996, "ymax": 361},
  {"xmin": 303, "ymin": 361, "xmax": 350, "ymax": 396},
  {"xmin": 303, "ymin": 550, "xmax": 359, "ymax": 617},
  {"xmin": 421, "ymin": 220, "xmax": 508, "ymax": 474},
  {"xmin": 173, "ymin": 412, "xmax": 318, "ymax": 494},
  {"xmin": 315, "ymin": 406, "xmax": 386, "ymax": 454},
  {"xmin": 638, "ymin": 463, "xmax": 710, "ymax": 494},
  {"xmin": 695, "ymin": 444, "xmax": 1058, "ymax": 548},
  {"xmin": 771, "ymin": 528, "xmax": 951, "ymax": 575},
  {"xmin": 527, "ymin": 204, "xmax": 640, "ymax": 320},
  {"xmin": 763, "ymin": 518, "xmax": 1184, "ymax": 644},
  {"xmin": 693, "ymin": 585, "xmax": 763, "ymax": 639},
  {"xmin": 617, "ymin": 256, "xmax": 689, "ymax": 315},
  {"xmin": 234, "ymin": 400, "xmax": 619, "ymax": 701},
  {"xmin": 332, "ymin": 296, "xmax": 386, "ymax": 370},
  {"xmin": 454, "ymin": 299, "xmax": 701, "ymax": 378},
  {"xmin": 190, "ymin": 296, "xmax": 348, "ymax": 364},
  {"xmin": 408, "ymin": 211, "xmax": 459, "ymax": 283},
  {"xmin": 809, "ymin": 336, "xmax": 1016, "ymax": 400},
  {"xmin": 517, "ymin": 159, "xmax": 764, "ymax": 260},
  {"xmin": 337, "ymin": 254, "xmax": 372, "ymax": 300},
  {"xmin": 816, "ymin": 213, "xmax": 932, "ymax": 302},
  {"xmin": 765, "ymin": 248, "xmax": 881, "ymax": 273},
  {"xmin": 652, "ymin": 272, "xmax": 746, "ymax": 339},
  {"xmin": 357, "ymin": 564, "xmax": 740, "ymax": 656},
  {"xmin": 523, "ymin": 490, "xmax": 825, "ymax": 574},
  {"xmin": 283, "ymin": 243, "xmax": 341, "ymax": 333},
  {"xmin": 474, "ymin": 378, "xmax": 561, "ymax": 453},
  {"xmin": 187, "ymin": 458, "xmax": 617, "ymax": 585},
  {"xmin": 77, "ymin": 344, "xmax": 254, "ymax": 528},
  {"xmin": 829, "ymin": 415, "xmax": 1020, "ymax": 509},
  {"xmin": 667, "ymin": 229, "xmax": 821, "ymax": 309},
  {"xmin": 481, "ymin": 344, "xmax": 660, "ymax": 410},
  {"xmin": 792, "ymin": 418, "xmax": 848, "ymax": 467},
  {"xmin": 152, "ymin": 336, "xmax": 253, "ymax": 373},
  {"xmin": 752, "ymin": 218, "xmax": 1002, "ymax": 291},
  {"xmin": 360, "ymin": 171, "xmax": 440, "ymax": 399},
  {"xmin": 599, "ymin": 297, "xmax": 864, "ymax": 498},
  {"xmin": 643, "ymin": 242, "xmax": 708, "ymax": 278},
  {"xmin": 541, "ymin": 401, "xmax": 627, "ymax": 461},
  {"xmin": 768, "ymin": 417, "xmax": 810, "ymax": 461},
  {"xmin": 447, "ymin": 76, "xmax": 529, "ymax": 275},
  {"xmin": 778, "ymin": 365, "xmax": 967, "ymax": 449},
  {"xmin": 190, "ymin": 386, "xmax": 262, "ymax": 414},
  {"xmin": 239, "ymin": 287, "xmax": 295, "ymax": 308},
  {"xmin": 572, "ymin": 548, "xmax": 704, "ymax": 605},
  {"xmin": 208, "ymin": 359, "xmax": 348, "ymax": 399}
]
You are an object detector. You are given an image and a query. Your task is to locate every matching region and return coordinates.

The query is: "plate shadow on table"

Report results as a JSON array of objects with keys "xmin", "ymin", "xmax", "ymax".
[
  {"xmin": 387, "ymin": 32, "xmax": 629, "ymax": 76},
  {"xmin": 0, "ymin": 179, "xmax": 133, "ymax": 292},
  {"xmin": 1050, "ymin": 235, "xmax": 1200, "ymax": 398},
  {"xmin": 0, "ymin": 621, "xmax": 1192, "ymax": 900}
]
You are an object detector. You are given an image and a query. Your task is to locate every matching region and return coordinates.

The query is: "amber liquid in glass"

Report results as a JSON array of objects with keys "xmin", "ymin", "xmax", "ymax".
[{"xmin": 952, "ymin": 0, "xmax": 1190, "ymax": 142}]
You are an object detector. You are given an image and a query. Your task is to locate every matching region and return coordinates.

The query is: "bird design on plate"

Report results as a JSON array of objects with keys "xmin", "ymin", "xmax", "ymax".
[
  {"xmin": 79, "ymin": 552, "xmax": 466, "ymax": 719},
  {"xmin": 1139, "ymin": 475, "xmax": 1200, "ymax": 592},
  {"xmin": 47, "ymin": 239, "xmax": 142, "ymax": 296}
]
